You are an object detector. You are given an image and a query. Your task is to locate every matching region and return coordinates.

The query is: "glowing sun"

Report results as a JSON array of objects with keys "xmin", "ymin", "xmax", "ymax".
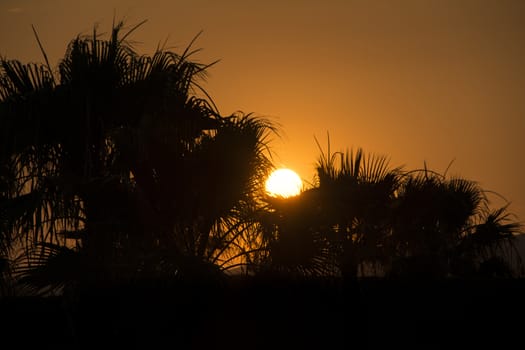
[{"xmin": 265, "ymin": 168, "xmax": 302, "ymax": 198}]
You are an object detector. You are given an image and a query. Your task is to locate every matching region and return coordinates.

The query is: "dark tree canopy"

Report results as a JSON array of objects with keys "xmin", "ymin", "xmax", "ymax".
[
  {"xmin": 0, "ymin": 21, "xmax": 522, "ymax": 298},
  {"xmin": 260, "ymin": 146, "xmax": 523, "ymax": 280},
  {"xmin": 0, "ymin": 21, "xmax": 275, "ymax": 295}
]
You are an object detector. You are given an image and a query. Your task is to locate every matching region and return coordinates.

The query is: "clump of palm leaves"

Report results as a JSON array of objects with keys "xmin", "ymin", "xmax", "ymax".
[
  {"xmin": 0, "ymin": 20, "xmax": 276, "ymax": 295},
  {"xmin": 388, "ymin": 166, "xmax": 523, "ymax": 279},
  {"xmin": 259, "ymin": 135, "xmax": 403, "ymax": 279},
  {"xmin": 259, "ymin": 136, "xmax": 523, "ymax": 280},
  {"xmin": 1, "ymin": 19, "xmax": 522, "ymax": 297}
]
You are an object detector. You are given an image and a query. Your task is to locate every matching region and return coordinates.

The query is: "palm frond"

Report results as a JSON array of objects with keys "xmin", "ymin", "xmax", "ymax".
[
  {"xmin": 0, "ymin": 60, "xmax": 54, "ymax": 100},
  {"xmin": 13, "ymin": 242, "xmax": 79, "ymax": 295},
  {"xmin": 31, "ymin": 25, "xmax": 55, "ymax": 86}
]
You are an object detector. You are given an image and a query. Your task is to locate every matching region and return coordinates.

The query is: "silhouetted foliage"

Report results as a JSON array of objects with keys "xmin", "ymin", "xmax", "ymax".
[
  {"xmin": 0, "ymin": 20, "xmax": 523, "ymax": 302},
  {"xmin": 260, "ymin": 140, "xmax": 523, "ymax": 280},
  {"xmin": 1, "ymin": 17, "xmax": 524, "ymax": 350},
  {"xmin": 0, "ymin": 21, "xmax": 275, "ymax": 295}
]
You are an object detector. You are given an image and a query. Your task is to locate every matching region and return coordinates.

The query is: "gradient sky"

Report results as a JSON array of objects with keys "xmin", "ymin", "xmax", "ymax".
[{"xmin": 1, "ymin": 0, "xmax": 524, "ymax": 226}]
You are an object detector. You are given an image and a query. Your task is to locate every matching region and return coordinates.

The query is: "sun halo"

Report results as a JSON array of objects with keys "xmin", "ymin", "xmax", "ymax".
[{"xmin": 265, "ymin": 168, "xmax": 302, "ymax": 198}]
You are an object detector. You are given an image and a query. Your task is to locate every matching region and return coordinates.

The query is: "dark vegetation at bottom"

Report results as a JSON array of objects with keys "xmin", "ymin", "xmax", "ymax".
[
  {"xmin": 2, "ymin": 20, "xmax": 524, "ymax": 349},
  {"xmin": 2, "ymin": 277, "xmax": 524, "ymax": 349}
]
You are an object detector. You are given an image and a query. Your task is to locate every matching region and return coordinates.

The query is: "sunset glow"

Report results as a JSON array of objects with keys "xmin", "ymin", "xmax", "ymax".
[{"xmin": 265, "ymin": 168, "xmax": 302, "ymax": 198}]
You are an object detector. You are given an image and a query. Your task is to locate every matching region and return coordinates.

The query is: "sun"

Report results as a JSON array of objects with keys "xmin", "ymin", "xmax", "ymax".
[{"xmin": 265, "ymin": 168, "xmax": 302, "ymax": 198}]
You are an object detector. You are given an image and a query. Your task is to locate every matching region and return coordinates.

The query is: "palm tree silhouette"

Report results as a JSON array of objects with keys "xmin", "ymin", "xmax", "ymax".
[
  {"xmin": 259, "ymin": 136, "xmax": 523, "ymax": 280},
  {"xmin": 260, "ymin": 140, "xmax": 402, "ymax": 280},
  {"xmin": 388, "ymin": 167, "xmax": 523, "ymax": 278},
  {"xmin": 0, "ymin": 20, "xmax": 276, "ymax": 294}
]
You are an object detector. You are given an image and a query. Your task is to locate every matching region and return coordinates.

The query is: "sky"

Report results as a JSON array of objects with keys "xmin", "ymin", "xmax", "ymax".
[{"xmin": 1, "ymin": 0, "xmax": 524, "ymax": 228}]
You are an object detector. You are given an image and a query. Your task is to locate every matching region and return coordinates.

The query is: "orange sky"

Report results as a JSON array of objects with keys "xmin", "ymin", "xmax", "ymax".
[{"xmin": 1, "ymin": 0, "xmax": 524, "ymax": 225}]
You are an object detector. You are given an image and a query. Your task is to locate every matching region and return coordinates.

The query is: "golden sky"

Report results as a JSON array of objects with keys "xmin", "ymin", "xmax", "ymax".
[{"xmin": 1, "ymin": 0, "xmax": 524, "ymax": 223}]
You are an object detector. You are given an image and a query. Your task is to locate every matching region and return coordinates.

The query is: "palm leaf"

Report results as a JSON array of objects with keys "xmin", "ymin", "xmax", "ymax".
[
  {"xmin": 13, "ymin": 242, "xmax": 80, "ymax": 295},
  {"xmin": 0, "ymin": 60, "xmax": 54, "ymax": 99}
]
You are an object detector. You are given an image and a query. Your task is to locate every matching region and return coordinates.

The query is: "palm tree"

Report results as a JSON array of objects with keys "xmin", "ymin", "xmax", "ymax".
[
  {"xmin": 0, "ymin": 20, "xmax": 276, "ymax": 294},
  {"xmin": 387, "ymin": 169, "xmax": 482, "ymax": 277},
  {"xmin": 453, "ymin": 205, "xmax": 523, "ymax": 278},
  {"xmin": 313, "ymin": 145, "xmax": 402, "ymax": 280},
  {"xmin": 387, "ymin": 167, "xmax": 523, "ymax": 278},
  {"xmin": 259, "ymin": 138, "xmax": 402, "ymax": 280},
  {"xmin": 258, "ymin": 188, "xmax": 338, "ymax": 277},
  {"xmin": 259, "ymin": 137, "xmax": 523, "ymax": 280}
]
